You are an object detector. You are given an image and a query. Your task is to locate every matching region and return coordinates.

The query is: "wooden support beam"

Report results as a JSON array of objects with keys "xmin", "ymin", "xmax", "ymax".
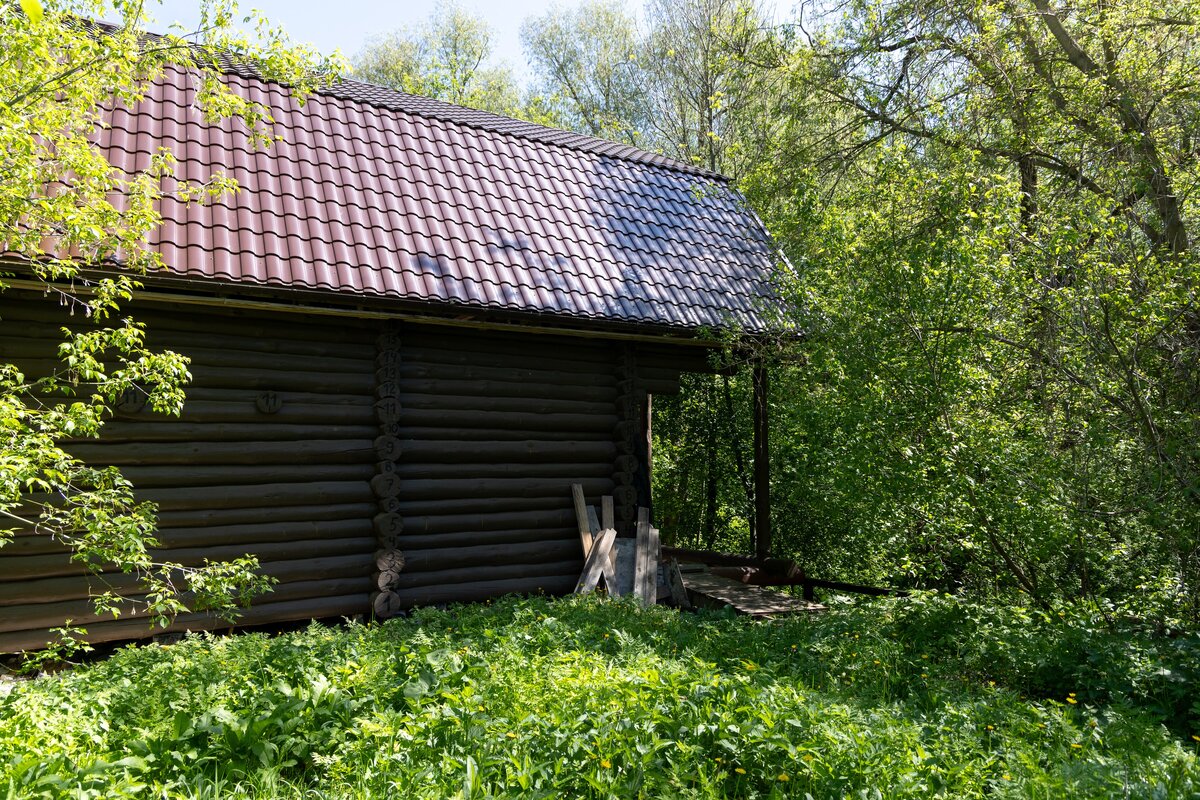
[
  {"xmin": 753, "ymin": 361, "xmax": 771, "ymax": 560},
  {"xmin": 575, "ymin": 528, "xmax": 617, "ymax": 594},
  {"xmin": 571, "ymin": 484, "xmax": 594, "ymax": 556},
  {"xmin": 633, "ymin": 508, "xmax": 659, "ymax": 607}
]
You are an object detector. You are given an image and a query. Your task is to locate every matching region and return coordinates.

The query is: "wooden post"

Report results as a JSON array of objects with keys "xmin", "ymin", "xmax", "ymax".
[{"xmin": 753, "ymin": 360, "xmax": 771, "ymax": 560}]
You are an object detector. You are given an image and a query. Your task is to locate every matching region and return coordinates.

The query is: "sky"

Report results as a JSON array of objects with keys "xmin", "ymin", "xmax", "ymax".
[{"xmin": 143, "ymin": 0, "xmax": 795, "ymax": 83}]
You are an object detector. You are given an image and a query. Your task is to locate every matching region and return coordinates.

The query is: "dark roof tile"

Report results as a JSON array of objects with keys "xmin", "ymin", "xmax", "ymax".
[{"xmin": 88, "ymin": 65, "xmax": 784, "ymax": 332}]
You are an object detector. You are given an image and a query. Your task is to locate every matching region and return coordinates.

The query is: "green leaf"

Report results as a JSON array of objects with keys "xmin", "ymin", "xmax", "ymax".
[{"xmin": 19, "ymin": 0, "xmax": 43, "ymax": 24}]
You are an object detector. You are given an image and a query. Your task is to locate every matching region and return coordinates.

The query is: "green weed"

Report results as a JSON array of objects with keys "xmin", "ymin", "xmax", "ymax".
[{"xmin": 0, "ymin": 595, "xmax": 1197, "ymax": 798}]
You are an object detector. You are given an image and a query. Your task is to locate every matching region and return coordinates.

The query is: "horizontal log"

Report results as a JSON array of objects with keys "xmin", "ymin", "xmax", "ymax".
[
  {"xmin": 402, "ymin": 539, "xmax": 581, "ymax": 572},
  {"xmin": 398, "ymin": 378, "xmax": 616, "ymax": 404},
  {"xmin": 180, "ymin": 388, "xmax": 373, "ymax": 406},
  {"xmin": 118, "ymin": 401, "xmax": 376, "ymax": 426},
  {"xmin": 397, "ymin": 409, "xmax": 616, "ymax": 434},
  {"xmin": 398, "ymin": 440, "xmax": 616, "ymax": 465},
  {"xmin": 90, "ymin": 422, "xmax": 379, "ymax": 443},
  {"xmin": 159, "ymin": 345, "xmax": 372, "ymax": 375},
  {"xmin": 0, "ymin": 575, "xmax": 373, "ymax": 634},
  {"xmin": 403, "ymin": 347, "xmax": 615, "ymax": 378},
  {"xmin": 0, "ymin": 537, "xmax": 375, "ymax": 581},
  {"xmin": 392, "ymin": 461, "xmax": 613, "ymax": 480},
  {"xmin": 402, "ymin": 508, "xmax": 576, "ymax": 535},
  {"xmin": 0, "ymin": 299, "xmax": 372, "ymax": 349},
  {"xmin": 393, "ymin": 476, "xmax": 609, "ymax": 502},
  {"xmin": 66, "ymin": 439, "xmax": 377, "ymax": 466},
  {"xmin": 117, "ymin": 463, "xmax": 376, "ymax": 488},
  {"xmin": 394, "ymin": 575, "xmax": 577, "ymax": 609},
  {"xmin": 392, "ymin": 495, "xmax": 575, "ymax": 518},
  {"xmin": 399, "ymin": 361, "xmax": 614, "ymax": 389},
  {"xmin": 137, "ymin": 482, "xmax": 373, "ymax": 512},
  {"xmin": 391, "ymin": 559, "xmax": 581, "ymax": 591},
  {"xmin": 10, "ymin": 359, "xmax": 376, "ymax": 395},
  {"xmin": 397, "ymin": 392, "xmax": 614, "ymax": 416},
  {"xmin": 397, "ymin": 427, "xmax": 613, "ymax": 444},
  {"xmin": 396, "ymin": 527, "xmax": 571, "ymax": 551},
  {"xmin": 0, "ymin": 592, "xmax": 370, "ymax": 654},
  {"xmin": 0, "ymin": 552, "xmax": 375, "ymax": 606},
  {"xmin": 155, "ymin": 502, "xmax": 378, "ymax": 529},
  {"xmin": 404, "ymin": 330, "xmax": 613, "ymax": 363},
  {"xmin": 4, "ymin": 517, "xmax": 375, "ymax": 556}
]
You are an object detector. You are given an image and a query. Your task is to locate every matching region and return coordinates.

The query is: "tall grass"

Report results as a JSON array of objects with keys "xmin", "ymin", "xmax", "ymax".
[{"xmin": 1, "ymin": 594, "xmax": 1197, "ymax": 798}]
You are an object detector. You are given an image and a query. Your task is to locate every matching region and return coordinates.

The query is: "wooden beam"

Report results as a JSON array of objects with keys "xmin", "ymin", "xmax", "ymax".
[
  {"xmin": 575, "ymin": 528, "xmax": 617, "ymax": 594},
  {"xmin": 571, "ymin": 483, "xmax": 594, "ymax": 556},
  {"xmin": 753, "ymin": 361, "xmax": 771, "ymax": 560}
]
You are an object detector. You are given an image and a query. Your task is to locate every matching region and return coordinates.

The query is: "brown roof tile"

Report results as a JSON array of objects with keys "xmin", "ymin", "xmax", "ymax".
[{"xmin": 93, "ymin": 65, "xmax": 784, "ymax": 332}]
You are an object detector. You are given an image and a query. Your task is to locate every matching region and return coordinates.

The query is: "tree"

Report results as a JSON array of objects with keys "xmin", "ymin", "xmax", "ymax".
[
  {"xmin": 353, "ymin": 1, "xmax": 520, "ymax": 115},
  {"xmin": 641, "ymin": 0, "xmax": 775, "ymax": 175},
  {"xmin": 725, "ymin": 0, "xmax": 1200, "ymax": 617},
  {"xmin": 0, "ymin": 0, "xmax": 343, "ymax": 653},
  {"xmin": 521, "ymin": 0, "xmax": 649, "ymax": 144}
]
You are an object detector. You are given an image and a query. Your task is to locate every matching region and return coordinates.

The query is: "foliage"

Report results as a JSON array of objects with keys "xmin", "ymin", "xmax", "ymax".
[
  {"xmin": 639, "ymin": 0, "xmax": 1200, "ymax": 623},
  {"xmin": 521, "ymin": 0, "xmax": 648, "ymax": 145},
  {"xmin": 352, "ymin": 1, "xmax": 524, "ymax": 118},
  {"xmin": 0, "ymin": 0, "xmax": 343, "ymax": 648},
  {"xmin": 0, "ymin": 595, "xmax": 1196, "ymax": 798}
]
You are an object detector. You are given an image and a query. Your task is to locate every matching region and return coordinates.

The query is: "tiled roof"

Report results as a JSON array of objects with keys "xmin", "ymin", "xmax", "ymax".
[{"xmin": 96, "ymin": 67, "xmax": 783, "ymax": 332}]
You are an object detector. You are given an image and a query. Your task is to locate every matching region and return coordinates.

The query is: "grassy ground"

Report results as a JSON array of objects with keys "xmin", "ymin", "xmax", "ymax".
[{"xmin": 1, "ymin": 593, "xmax": 1198, "ymax": 799}]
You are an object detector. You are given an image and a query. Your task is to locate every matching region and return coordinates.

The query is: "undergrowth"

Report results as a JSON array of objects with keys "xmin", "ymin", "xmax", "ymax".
[{"xmin": 1, "ymin": 594, "xmax": 1198, "ymax": 798}]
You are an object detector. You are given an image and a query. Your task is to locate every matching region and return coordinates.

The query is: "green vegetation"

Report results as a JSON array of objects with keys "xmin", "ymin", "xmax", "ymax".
[{"xmin": 2, "ymin": 595, "xmax": 1198, "ymax": 798}]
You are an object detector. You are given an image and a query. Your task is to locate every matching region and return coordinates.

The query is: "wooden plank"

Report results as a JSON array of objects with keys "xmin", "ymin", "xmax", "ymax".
[
  {"xmin": 575, "ymin": 528, "xmax": 617, "ymax": 594},
  {"xmin": 586, "ymin": 506, "xmax": 617, "ymax": 591},
  {"xmin": 571, "ymin": 484, "xmax": 593, "ymax": 556},
  {"xmin": 611, "ymin": 539, "xmax": 636, "ymax": 597},
  {"xmin": 666, "ymin": 560, "xmax": 691, "ymax": 608},
  {"xmin": 601, "ymin": 496, "xmax": 614, "ymax": 531},
  {"xmin": 681, "ymin": 572, "xmax": 825, "ymax": 617},
  {"xmin": 633, "ymin": 509, "xmax": 657, "ymax": 606}
]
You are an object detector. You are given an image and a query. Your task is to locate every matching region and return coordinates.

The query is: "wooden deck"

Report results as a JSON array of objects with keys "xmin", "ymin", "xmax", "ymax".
[{"xmin": 681, "ymin": 571, "xmax": 826, "ymax": 616}]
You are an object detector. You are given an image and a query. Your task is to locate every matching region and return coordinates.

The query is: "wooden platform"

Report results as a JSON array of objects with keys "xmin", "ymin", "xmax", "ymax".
[{"xmin": 681, "ymin": 571, "xmax": 826, "ymax": 617}]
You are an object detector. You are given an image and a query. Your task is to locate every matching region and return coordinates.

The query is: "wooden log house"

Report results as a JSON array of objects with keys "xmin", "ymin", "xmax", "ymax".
[{"xmin": 0, "ymin": 62, "xmax": 783, "ymax": 652}]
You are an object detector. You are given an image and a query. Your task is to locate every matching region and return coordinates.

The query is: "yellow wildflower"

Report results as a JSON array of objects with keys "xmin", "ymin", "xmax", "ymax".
[
  {"xmin": 778, "ymin": 773, "xmax": 790, "ymax": 782},
  {"xmin": 601, "ymin": 759, "xmax": 612, "ymax": 769},
  {"xmin": 506, "ymin": 732, "xmax": 518, "ymax": 739},
  {"xmin": 735, "ymin": 768, "xmax": 746, "ymax": 775},
  {"xmin": 1070, "ymin": 743, "xmax": 1083, "ymax": 749},
  {"xmin": 1067, "ymin": 697, "xmax": 1078, "ymax": 705},
  {"xmin": 1192, "ymin": 735, "xmax": 1200, "ymax": 743}
]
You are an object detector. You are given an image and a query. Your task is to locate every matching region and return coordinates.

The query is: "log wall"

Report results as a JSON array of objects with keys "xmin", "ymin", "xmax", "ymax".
[
  {"xmin": 0, "ymin": 296, "xmax": 378, "ymax": 652},
  {"xmin": 0, "ymin": 292, "xmax": 712, "ymax": 652}
]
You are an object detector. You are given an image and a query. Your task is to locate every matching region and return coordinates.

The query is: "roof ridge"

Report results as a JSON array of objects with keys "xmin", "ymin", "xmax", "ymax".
[
  {"xmin": 85, "ymin": 17, "xmax": 724, "ymax": 181},
  {"xmin": 216, "ymin": 63, "xmax": 727, "ymax": 182}
]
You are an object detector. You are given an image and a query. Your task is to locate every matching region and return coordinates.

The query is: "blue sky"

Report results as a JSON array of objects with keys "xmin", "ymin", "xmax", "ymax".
[{"xmin": 145, "ymin": 0, "xmax": 794, "ymax": 82}]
